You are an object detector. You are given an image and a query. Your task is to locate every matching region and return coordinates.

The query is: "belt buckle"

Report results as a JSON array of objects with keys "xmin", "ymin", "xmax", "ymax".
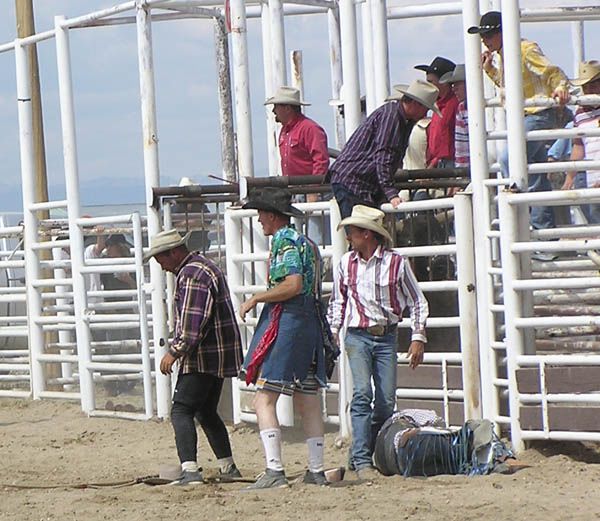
[{"xmin": 367, "ymin": 324, "xmax": 385, "ymax": 336}]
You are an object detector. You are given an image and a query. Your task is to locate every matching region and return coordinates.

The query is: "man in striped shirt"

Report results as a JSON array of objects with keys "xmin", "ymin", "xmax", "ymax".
[
  {"xmin": 327, "ymin": 80, "xmax": 441, "ymax": 219},
  {"xmin": 146, "ymin": 229, "xmax": 243, "ymax": 486},
  {"xmin": 327, "ymin": 205, "xmax": 429, "ymax": 480}
]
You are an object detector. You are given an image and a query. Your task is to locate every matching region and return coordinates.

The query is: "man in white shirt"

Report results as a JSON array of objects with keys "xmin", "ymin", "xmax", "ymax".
[{"xmin": 327, "ymin": 205, "xmax": 429, "ymax": 480}]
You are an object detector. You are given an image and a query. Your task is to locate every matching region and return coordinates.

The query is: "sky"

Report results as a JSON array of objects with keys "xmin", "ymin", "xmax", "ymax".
[{"xmin": 0, "ymin": 0, "xmax": 599, "ymax": 211}]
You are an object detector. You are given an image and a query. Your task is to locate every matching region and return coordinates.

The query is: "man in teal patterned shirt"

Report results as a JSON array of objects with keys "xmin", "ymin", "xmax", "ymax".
[{"xmin": 239, "ymin": 187, "xmax": 328, "ymax": 489}]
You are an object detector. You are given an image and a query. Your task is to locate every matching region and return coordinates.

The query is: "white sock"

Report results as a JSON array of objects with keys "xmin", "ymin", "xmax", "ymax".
[
  {"xmin": 218, "ymin": 456, "xmax": 235, "ymax": 473},
  {"xmin": 306, "ymin": 436, "xmax": 325, "ymax": 473},
  {"xmin": 260, "ymin": 428, "xmax": 284, "ymax": 471},
  {"xmin": 181, "ymin": 461, "xmax": 198, "ymax": 473}
]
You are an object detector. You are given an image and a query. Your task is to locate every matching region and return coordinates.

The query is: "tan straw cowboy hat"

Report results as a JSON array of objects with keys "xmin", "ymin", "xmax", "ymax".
[
  {"xmin": 264, "ymin": 86, "xmax": 310, "ymax": 106},
  {"xmin": 386, "ymin": 79, "xmax": 441, "ymax": 117},
  {"xmin": 338, "ymin": 205, "xmax": 393, "ymax": 245},
  {"xmin": 570, "ymin": 60, "xmax": 600, "ymax": 86},
  {"xmin": 144, "ymin": 229, "xmax": 191, "ymax": 262}
]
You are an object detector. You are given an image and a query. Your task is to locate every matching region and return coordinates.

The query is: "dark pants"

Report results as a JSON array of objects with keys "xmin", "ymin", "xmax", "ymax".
[
  {"xmin": 331, "ymin": 183, "xmax": 377, "ymax": 219},
  {"xmin": 171, "ymin": 372, "xmax": 233, "ymax": 464}
]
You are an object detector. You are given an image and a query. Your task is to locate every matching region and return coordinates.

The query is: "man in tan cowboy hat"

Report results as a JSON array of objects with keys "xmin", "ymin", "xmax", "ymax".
[
  {"xmin": 327, "ymin": 205, "xmax": 429, "ymax": 481},
  {"xmin": 327, "ymin": 79, "xmax": 440, "ymax": 218},
  {"xmin": 145, "ymin": 229, "xmax": 243, "ymax": 485},
  {"xmin": 238, "ymin": 187, "xmax": 329, "ymax": 489},
  {"xmin": 265, "ymin": 86, "xmax": 329, "ymax": 198},
  {"xmin": 563, "ymin": 61, "xmax": 600, "ymax": 222}
]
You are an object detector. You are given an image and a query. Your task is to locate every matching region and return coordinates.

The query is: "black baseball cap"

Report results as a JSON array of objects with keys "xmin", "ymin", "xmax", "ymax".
[
  {"xmin": 414, "ymin": 57, "xmax": 456, "ymax": 79},
  {"xmin": 468, "ymin": 11, "xmax": 502, "ymax": 35}
]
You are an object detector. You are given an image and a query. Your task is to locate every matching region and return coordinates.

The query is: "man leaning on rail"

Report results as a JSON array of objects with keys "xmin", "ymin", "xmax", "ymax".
[{"xmin": 145, "ymin": 229, "xmax": 243, "ymax": 486}]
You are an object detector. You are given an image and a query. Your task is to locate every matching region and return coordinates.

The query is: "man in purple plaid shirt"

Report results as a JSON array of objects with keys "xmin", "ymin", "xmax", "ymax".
[
  {"xmin": 327, "ymin": 79, "xmax": 441, "ymax": 218},
  {"xmin": 145, "ymin": 229, "xmax": 243, "ymax": 486}
]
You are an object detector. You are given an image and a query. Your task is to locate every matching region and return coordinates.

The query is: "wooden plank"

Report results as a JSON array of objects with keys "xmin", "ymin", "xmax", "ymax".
[
  {"xmin": 396, "ymin": 365, "xmax": 463, "ymax": 389},
  {"xmin": 517, "ymin": 366, "xmax": 600, "ymax": 393},
  {"xmin": 520, "ymin": 405, "xmax": 600, "ymax": 432}
]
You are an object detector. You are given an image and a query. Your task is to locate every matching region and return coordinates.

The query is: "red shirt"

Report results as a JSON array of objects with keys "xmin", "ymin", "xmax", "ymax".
[
  {"xmin": 426, "ymin": 90, "xmax": 459, "ymax": 167},
  {"xmin": 279, "ymin": 113, "xmax": 329, "ymax": 176}
]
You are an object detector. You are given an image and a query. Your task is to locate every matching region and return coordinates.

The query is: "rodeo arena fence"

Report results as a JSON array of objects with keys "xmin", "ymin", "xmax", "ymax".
[{"xmin": 1, "ymin": 0, "xmax": 600, "ymax": 453}]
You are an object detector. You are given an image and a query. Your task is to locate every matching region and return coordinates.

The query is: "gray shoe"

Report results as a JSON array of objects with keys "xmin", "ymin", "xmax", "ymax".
[
  {"xmin": 218, "ymin": 463, "xmax": 242, "ymax": 480},
  {"xmin": 246, "ymin": 468, "xmax": 288, "ymax": 490},
  {"xmin": 356, "ymin": 466, "xmax": 379, "ymax": 482},
  {"xmin": 303, "ymin": 470, "xmax": 329, "ymax": 486},
  {"xmin": 170, "ymin": 470, "xmax": 204, "ymax": 486}
]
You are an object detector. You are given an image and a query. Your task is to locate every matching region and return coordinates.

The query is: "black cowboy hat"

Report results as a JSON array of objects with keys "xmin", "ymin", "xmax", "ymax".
[
  {"xmin": 241, "ymin": 187, "xmax": 303, "ymax": 217},
  {"xmin": 467, "ymin": 11, "xmax": 502, "ymax": 35},
  {"xmin": 414, "ymin": 56, "xmax": 456, "ymax": 78}
]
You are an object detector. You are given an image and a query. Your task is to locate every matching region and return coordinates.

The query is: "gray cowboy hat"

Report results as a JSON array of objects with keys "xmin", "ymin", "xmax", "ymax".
[
  {"xmin": 241, "ymin": 187, "xmax": 303, "ymax": 217},
  {"xmin": 440, "ymin": 64, "xmax": 466, "ymax": 84},
  {"xmin": 387, "ymin": 79, "xmax": 442, "ymax": 117},
  {"xmin": 143, "ymin": 229, "xmax": 191, "ymax": 262}
]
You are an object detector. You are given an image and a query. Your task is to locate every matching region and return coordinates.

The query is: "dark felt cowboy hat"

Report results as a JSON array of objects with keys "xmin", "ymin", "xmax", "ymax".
[
  {"xmin": 241, "ymin": 187, "xmax": 303, "ymax": 217},
  {"xmin": 414, "ymin": 56, "xmax": 456, "ymax": 78},
  {"xmin": 468, "ymin": 11, "xmax": 502, "ymax": 35}
]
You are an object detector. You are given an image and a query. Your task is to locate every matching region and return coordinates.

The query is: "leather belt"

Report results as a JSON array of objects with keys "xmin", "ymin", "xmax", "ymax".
[{"xmin": 349, "ymin": 324, "xmax": 396, "ymax": 337}]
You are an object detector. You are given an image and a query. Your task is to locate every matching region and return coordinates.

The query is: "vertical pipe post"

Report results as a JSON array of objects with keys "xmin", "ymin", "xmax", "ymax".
[
  {"xmin": 224, "ymin": 209, "xmax": 243, "ymax": 424},
  {"xmin": 230, "ymin": 0, "xmax": 254, "ymax": 178},
  {"xmin": 361, "ymin": 2, "xmax": 375, "ymax": 115},
  {"xmin": 268, "ymin": 0, "xmax": 286, "ymax": 88},
  {"xmin": 135, "ymin": 1, "xmax": 170, "ymax": 418},
  {"xmin": 132, "ymin": 211, "xmax": 153, "ymax": 418},
  {"xmin": 338, "ymin": 0, "xmax": 361, "ymax": 138},
  {"xmin": 454, "ymin": 192, "xmax": 482, "ymax": 420},
  {"xmin": 290, "ymin": 50, "xmax": 304, "ymax": 99},
  {"xmin": 463, "ymin": 0, "xmax": 500, "ymax": 424},
  {"xmin": 15, "ymin": 39, "xmax": 42, "ymax": 399},
  {"xmin": 54, "ymin": 17, "xmax": 95, "ymax": 412},
  {"xmin": 497, "ymin": 191, "xmax": 525, "ymax": 453},
  {"xmin": 370, "ymin": 0, "xmax": 390, "ymax": 108},
  {"xmin": 261, "ymin": 4, "xmax": 279, "ymax": 177},
  {"xmin": 213, "ymin": 16, "xmax": 237, "ymax": 182},
  {"xmin": 329, "ymin": 198, "xmax": 352, "ymax": 438},
  {"xmin": 327, "ymin": 6, "xmax": 344, "ymax": 149},
  {"xmin": 570, "ymin": 21, "xmax": 584, "ymax": 76}
]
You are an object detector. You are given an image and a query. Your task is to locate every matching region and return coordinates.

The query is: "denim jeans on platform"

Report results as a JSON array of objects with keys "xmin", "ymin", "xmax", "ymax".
[
  {"xmin": 500, "ymin": 108, "xmax": 557, "ymax": 230},
  {"xmin": 331, "ymin": 183, "xmax": 377, "ymax": 220},
  {"xmin": 344, "ymin": 328, "xmax": 397, "ymax": 470}
]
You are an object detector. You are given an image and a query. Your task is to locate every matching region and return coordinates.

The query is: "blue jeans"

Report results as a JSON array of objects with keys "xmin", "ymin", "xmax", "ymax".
[
  {"xmin": 331, "ymin": 183, "xmax": 377, "ymax": 220},
  {"xmin": 500, "ymin": 108, "xmax": 557, "ymax": 230},
  {"xmin": 344, "ymin": 328, "xmax": 397, "ymax": 470}
]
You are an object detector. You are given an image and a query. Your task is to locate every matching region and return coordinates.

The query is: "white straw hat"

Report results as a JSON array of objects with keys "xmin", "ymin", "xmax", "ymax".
[
  {"xmin": 144, "ymin": 229, "xmax": 191, "ymax": 262},
  {"xmin": 178, "ymin": 176, "xmax": 196, "ymax": 187},
  {"xmin": 338, "ymin": 205, "xmax": 393, "ymax": 245},
  {"xmin": 570, "ymin": 60, "xmax": 600, "ymax": 86},
  {"xmin": 387, "ymin": 79, "xmax": 441, "ymax": 117},
  {"xmin": 264, "ymin": 86, "xmax": 310, "ymax": 106}
]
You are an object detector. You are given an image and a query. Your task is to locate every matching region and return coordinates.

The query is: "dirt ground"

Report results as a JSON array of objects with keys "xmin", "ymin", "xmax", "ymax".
[{"xmin": 2, "ymin": 399, "xmax": 600, "ymax": 521}]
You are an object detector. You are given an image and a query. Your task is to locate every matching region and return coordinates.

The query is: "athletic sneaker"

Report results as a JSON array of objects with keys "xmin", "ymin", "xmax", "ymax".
[
  {"xmin": 170, "ymin": 470, "xmax": 204, "ymax": 486},
  {"xmin": 246, "ymin": 468, "xmax": 288, "ymax": 490},
  {"xmin": 302, "ymin": 470, "xmax": 329, "ymax": 486},
  {"xmin": 218, "ymin": 463, "xmax": 242, "ymax": 480}
]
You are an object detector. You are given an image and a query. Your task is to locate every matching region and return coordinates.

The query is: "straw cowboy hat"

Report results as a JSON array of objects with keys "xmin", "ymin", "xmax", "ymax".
[
  {"xmin": 264, "ymin": 86, "xmax": 310, "ymax": 106},
  {"xmin": 178, "ymin": 176, "xmax": 196, "ymax": 187},
  {"xmin": 338, "ymin": 205, "xmax": 393, "ymax": 245},
  {"xmin": 143, "ymin": 229, "xmax": 191, "ymax": 262},
  {"xmin": 440, "ymin": 64, "xmax": 466, "ymax": 84},
  {"xmin": 241, "ymin": 187, "xmax": 303, "ymax": 217},
  {"xmin": 570, "ymin": 60, "xmax": 600, "ymax": 86},
  {"xmin": 386, "ymin": 79, "xmax": 442, "ymax": 116}
]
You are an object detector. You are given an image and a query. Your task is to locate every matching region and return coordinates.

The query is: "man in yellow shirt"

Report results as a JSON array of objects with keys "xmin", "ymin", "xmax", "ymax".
[{"xmin": 469, "ymin": 11, "xmax": 570, "ymax": 230}]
